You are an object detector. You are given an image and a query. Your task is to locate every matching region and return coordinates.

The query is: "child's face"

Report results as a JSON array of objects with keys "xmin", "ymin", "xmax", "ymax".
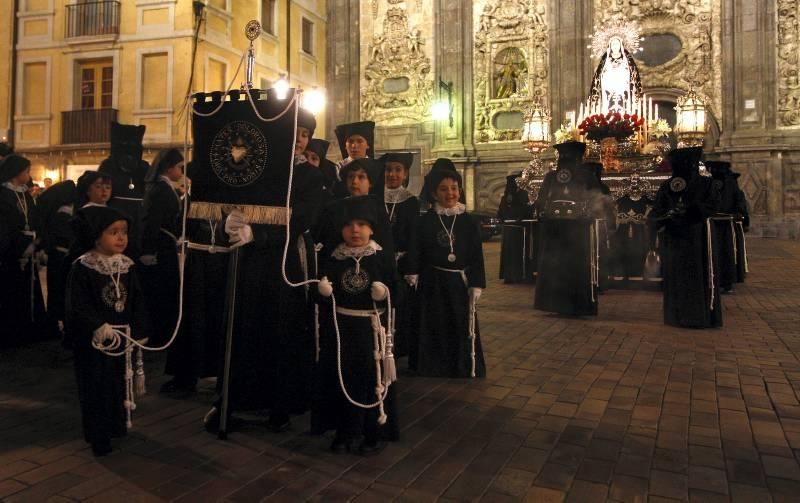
[
  {"xmin": 295, "ymin": 127, "xmax": 311, "ymax": 156},
  {"xmin": 12, "ymin": 167, "xmax": 31, "ymax": 186},
  {"xmin": 342, "ymin": 219, "xmax": 373, "ymax": 247},
  {"xmin": 305, "ymin": 150, "xmax": 320, "ymax": 167},
  {"xmin": 165, "ymin": 161, "xmax": 184, "ymax": 182},
  {"xmin": 96, "ymin": 220, "xmax": 129, "ymax": 256},
  {"xmin": 384, "ymin": 162, "xmax": 408, "ymax": 189},
  {"xmin": 434, "ymin": 177, "xmax": 461, "ymax": 208},
  {"xmin": 87, "ymin": 178, "xmax": 112, "ymax": 204},
  {"xmin": 345, "ymin": 135, "xmax": 369, "ymax": 159},
  {"xmin": 347, "ymin": 169, "xmax": 371, "ymax": 196}
]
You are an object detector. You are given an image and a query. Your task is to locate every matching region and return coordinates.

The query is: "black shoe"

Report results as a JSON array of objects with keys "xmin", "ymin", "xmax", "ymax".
[
  {"xmin": 330, "ymin": 437, "xmax": 351, "ymax": 453},
  {"xmin": 358, "ymin": 439, "xmax": 385, "ymax": 456},
  {"xmin": 91, "ymin": 440, "xmax": 112, "ymax": 457},
  {"xmin": 160, "ymin": 378, "xmax": 197, "ymax": 394}
]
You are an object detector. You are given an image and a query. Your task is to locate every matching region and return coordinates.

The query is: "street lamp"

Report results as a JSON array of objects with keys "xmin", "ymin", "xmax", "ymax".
[
  {"xmin": 516, "ymin": 100, "xmax": 551, "ymax": 202},
  {"xmin": 675, "ymin": 87, "xmax": 707, "ymax": 148},
  {"xmin": 431, "ymin": 79, "xmax": 453, "ymax": 127}
]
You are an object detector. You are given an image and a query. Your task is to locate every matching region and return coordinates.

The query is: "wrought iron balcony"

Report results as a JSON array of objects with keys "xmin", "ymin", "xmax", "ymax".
[
  {"xmin": 65, "ymin": 1, "xmax": 121, "ymax": 39},
  {"xmin": 61, "ymin": 109, "xmax": 118, "ymax": 144}
]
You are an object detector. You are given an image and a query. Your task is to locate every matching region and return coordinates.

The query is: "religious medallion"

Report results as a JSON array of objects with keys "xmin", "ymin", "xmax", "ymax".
[
  {"xmin": 436, "ymin": 229, "xmax": 455, "ymax": 248},
  {"xmin": 556, "ymin": 168, "xmax": 573, "ymax": 184},
  {"xmin": 341, "ymin": 267, "xmax": 370, "ymax": 294},
  {"xmin": 102, "ymin": 282, "xmax": 128, "ymax": 313},
  {"xmin": 210, "ymin": 121, "xmax": 268, "ymax": 187},
  {"xmin": 669, "ymin": 177, "xmax": 687, "ymax": 193}
]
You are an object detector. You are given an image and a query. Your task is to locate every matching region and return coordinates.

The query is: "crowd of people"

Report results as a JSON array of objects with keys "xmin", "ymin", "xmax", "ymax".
[
  {"xmin": 0, "ymin": 113, "xmax": 487, "ymax": 457},
  {"xmin": 497, "ymin": 140, "xmax": 750, "ymax": 328}
]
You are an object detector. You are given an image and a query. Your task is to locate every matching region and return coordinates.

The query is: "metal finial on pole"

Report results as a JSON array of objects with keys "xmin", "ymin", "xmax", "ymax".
[{"xmin": 243, "ymin": 20, "xmax": 261, "ymax": 90}]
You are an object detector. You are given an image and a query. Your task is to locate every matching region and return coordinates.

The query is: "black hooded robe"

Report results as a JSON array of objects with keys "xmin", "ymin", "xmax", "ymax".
[
  {"xmin": 611, "ymin": 195, "xmax": 654, "ymax": 278},
  {"xmin": 651, "ymin": 176, "xmax": 722, "ymax": 328},
  {"xmin": 409, "ymin": 209, "xmax": 487, "ymax": 378},
  {"xmin": 734, "ymin": 183, "xmax": 749, "ymax": 283},
  {"xmin": 384, "ymin": 193, "xmax": 419, "ymax": 358},
  {"xmin": 497, "ymin": 175, "xmax": 533, "ymax": 283}
]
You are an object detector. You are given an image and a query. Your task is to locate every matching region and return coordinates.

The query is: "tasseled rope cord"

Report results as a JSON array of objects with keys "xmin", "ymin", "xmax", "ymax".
[
  {"xmin": 590, "ymin": 221, "xmax": 597, "ymax": 303},
  {"xmin": 737, "ymin": 221, "xmax": 749, "ymax": 273},
  {"xmin": 90, "ymin": 325, "xmax": 141, "ymax": 428},
  {"xmin": 730, "ymin": 219, "xmax": 738, "ymax": 266},
  {"xmin": 385, "ymin": 202, "xmax": 397, "ymax": 223},
  {"xmin": 468, "ymin": 295, "xmax": 477, "ymax": 378},
  {"xmin": 13, "ymin": 191, "xmax": 31, "ymax": 231},
  {"xmin": 437, "ymin": 213, "xmax": 458, "ymax": 259},
  {"xmin": 706, "ymin": 218, "xmax": 715, "ymax": 310}
]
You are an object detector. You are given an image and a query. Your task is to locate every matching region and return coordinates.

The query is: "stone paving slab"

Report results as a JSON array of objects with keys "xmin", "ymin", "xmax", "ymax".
[{"xmin": 2, "ymin": 238, "xmax": 800, "ymax": 502}]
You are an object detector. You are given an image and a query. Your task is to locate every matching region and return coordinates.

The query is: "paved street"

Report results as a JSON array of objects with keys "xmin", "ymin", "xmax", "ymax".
[{"xmin": 2, "ymin": 238, "xmax": 800, "ymax": 502}]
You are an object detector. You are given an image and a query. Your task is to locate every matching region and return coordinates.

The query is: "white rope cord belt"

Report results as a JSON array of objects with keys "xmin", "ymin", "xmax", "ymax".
[
  {"xmin": 730, "ymin": 219, "xmax": 738, "ymax": 266},
  {"xmin": 432, "ymin": 265, "xmax": 478, "ymax": 377},
  {"xmin": 90, "ymin": 325, "xmax": 147, "ymax": 429},
  {"xmin": 114, "ymin": 196, "xmax": 144, "ymax": 202},
  {"xmin": 335, "ymin": 306, "xmax": 386, "ymax": 317},
  {"xmin": 736, "ymin": 221, "xmax": 749, "ymax": 272},
  {"xmin": 705, "ymin": 219, "xmax": 716, "ymax": 310}
]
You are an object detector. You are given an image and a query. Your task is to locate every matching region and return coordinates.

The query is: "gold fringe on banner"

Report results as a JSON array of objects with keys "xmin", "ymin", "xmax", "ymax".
[{"xmin": 188, "ymin": 201, "xmax": 290, "ymax": 226}]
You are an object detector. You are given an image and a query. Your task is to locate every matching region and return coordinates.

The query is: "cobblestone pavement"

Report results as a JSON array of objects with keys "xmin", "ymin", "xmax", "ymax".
[{"xmin": 2, "ymin": 239, "xmax": 800, "ymax": 502}]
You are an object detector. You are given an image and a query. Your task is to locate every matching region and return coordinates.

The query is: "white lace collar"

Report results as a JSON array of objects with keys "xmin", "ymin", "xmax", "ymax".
[
  {"xmin": 2, "ymin": 182, "xmax": 28, "ymax": 193},
  {"xmin": 331, "ymin": 240, "xmax": 382, "ymax": 260},
  {"xmin": 294, "ymin": 154, "xmax": 308, "ymax": 165},
  {"xmin": 384, "ymin": 187, "xmax": 413, "ymax": 204},
  {"xmin": 434, "ymin": 203, "xmax": 466, "ymax": 216},
  {"xmin": 82, "ymin": 202, "xmax": 107, "ymax": 208},
  {"xmin": 78, "ymin": 251, "xmax": 134, "ymax": 275}
]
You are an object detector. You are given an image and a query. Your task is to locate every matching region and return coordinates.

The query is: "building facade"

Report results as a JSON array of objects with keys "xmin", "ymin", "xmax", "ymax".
[
  {"xmin": 327, "ymin": 0, "xmax": 800, "ymax": 238},
  {"xmin": 3, "ymin": 0, "xmax": 327, "ymax": 183}
]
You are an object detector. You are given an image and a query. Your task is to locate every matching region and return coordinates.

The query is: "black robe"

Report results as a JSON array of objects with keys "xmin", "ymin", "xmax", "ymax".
[
  {"xmin": 312, "ymin": 244, "xmax": 399, "ymax": 442},
  {"xmin": 497, "ymin": 180, "xmax": 533, "ymax": 283},
  {"xmin": 533, "ymin": 169, "xmax": 599, "ymax": 316},
  {"xmin": 651, "ymin": 175, "xmax": 722, "ymax": 328},
  {"xmin": 313, "ymin": 194, "xmax": 396, "ymax": 265},
  {"xmin": 611, "ymin": 195, "xmax": 654, "ymax": 278},
  {"xmin": 41, "ymin": 204, "xmax": 75, "ymax": 329},
  {"xmin": 218, "ymin": 163, "xmax": 323, "ymax": 417},
  {"xmin": 65, "ymin": 253, "xmax": 149, "ymax": 444},
  {"xmin": 99, "ymin": 157, "xmax": 149, "ymax": 259},
  {"xmin": 733, "ymin": 182, "xmax": 749, "ymax": 283},
  {"xmin": 408, "ymin": 209, "xmax": 486, "ymax": 378},
  {"xmin": 384, "ymin": 192, "xmax": 419, "ymax": 358},
  {"xmin": 0, "ymin": 185, "xmax": 47, "ymax": 347},
  {"xmin": 139, "ymin": 179, "xmax": 182, "ymax": 346}
]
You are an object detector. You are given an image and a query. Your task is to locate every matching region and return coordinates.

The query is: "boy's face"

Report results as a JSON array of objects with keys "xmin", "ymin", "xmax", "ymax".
[
  {"xmin": 345, "ymin": 134, "xmax": 369, "ymax": 159},
  {"xmin": 342, "ymin": 219, "xmax": 373, "ymax": 247},
  {"xmin": 96, "ymin": 220, "xmax": 129, "ymax": 256},
  {"xmin": 305, "ymin": 150, "xmax": 320, "ymax": 167},
  {"xmin": 347, "ymin": 169, "xmax": 371, "ymax": 196},
  {"xmin": 87, "ymin": 178, "xmax": 112, "ymax": 204},
  {"xmin": 165, "ymin": 161, "xmax": 184, "ymax": 182},
  {"xmin": 11, "ymin": 167, "xmax": 31, "ymax": 186},
  {"xmin": 434, "ymin": 177, "xmax": 461, "ymax": 208},
  {"xmin": 384, "ymin": 161, "xmax": 408, "ymax": 189},
  {"xmin": 295, "ymin": 127, "xmax": 311, "ymax": 156}
]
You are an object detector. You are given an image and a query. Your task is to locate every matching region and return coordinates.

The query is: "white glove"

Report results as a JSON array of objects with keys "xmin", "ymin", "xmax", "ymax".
[
  {"xmin": 139, "ymin": 254, "xmax": 158, "ymax": 266},
  {"xmin": 228, "ymin": 225, "xmax": 254, "ymax": 249},
  {"xmin": 404, "ymin": 274, "xmax": 418, "ymax": 288},
  {"xmin": 224, "ymin": 209, "xmax": 247, "ymax": 234},
  {"xmin": 318, "ymin": 277, "xmax": 333, "ymax": 297},
  {"xmin": 371, "ymin": 281, "xmax": 388, "ymax": 301},
  {"xmin": 92, "ymin": 323, "xmax": 116, "ymax": 347},
  {"xmin": 468, "ymin": 287, "xmax": 482, "ymax": 303}
]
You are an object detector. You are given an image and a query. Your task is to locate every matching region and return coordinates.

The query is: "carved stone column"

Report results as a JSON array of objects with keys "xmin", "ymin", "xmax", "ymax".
[
  {"xmin": 549, "ymin": 0, "xmax": 594, "ymax": 131},
  {"xmin": 325, "ymin": 0, "xmax": 361, "ymax": 138}
]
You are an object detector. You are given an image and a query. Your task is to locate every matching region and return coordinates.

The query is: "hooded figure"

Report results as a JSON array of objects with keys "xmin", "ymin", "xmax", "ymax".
[
  {"xmin": 65, "ymin": 205, "xmax": 149, "ymax": 457},
  {"xmin": 729, "ymin": 167, "xmax": 750, "ymax": 283},
  {"xmin": 333, "ymin": 121, "xmax": 382, "ymax": 197},
  {"xmin": 533, "ymin": 141, "xmax": 599, "ymax": 316},
  {"xmin": 650, "ymin": 147, "xmax": 721, "ymax": 328},
  {"xmin": 584, "ymin": 161, "xmax": 615, "ymax": 291},
  {"xmin": 612, "ymin": 175, "xmax": 655, "ymax": 279},
  {"xmin": 0, "ymin": 154, "xmax": 49, "ymax": 346},
  {"xmin": 99, "ymin": 122, "xmax": 149, "ymax": 259},
  {"xmin": 707, "ymin": 160, "xmax": 740, "ymax": 293},
  {"xmin": 497, "ymin": 172, "xmax": 533, "ymax": 283}
]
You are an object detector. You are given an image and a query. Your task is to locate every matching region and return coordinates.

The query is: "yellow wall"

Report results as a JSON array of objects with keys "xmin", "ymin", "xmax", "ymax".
[
  {"xmin": 0, "ymin": 0, "xmax": 13, "ymax": 144},
  {"xmin": 8, "ymin": 0, "xmax": 328, "ymax": 181}
]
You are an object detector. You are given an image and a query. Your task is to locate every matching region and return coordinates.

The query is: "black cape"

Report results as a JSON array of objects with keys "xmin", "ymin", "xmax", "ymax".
[
  {"xmin": 384, "ymin": 192, "xmax": 419, "ymax": 357},
  {"xmin": 611, "ymin": 194, "xmax": 654, "ymax": 278}
]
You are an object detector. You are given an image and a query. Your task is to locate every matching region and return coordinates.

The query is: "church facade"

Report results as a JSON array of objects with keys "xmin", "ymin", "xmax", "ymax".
[{"xmin": 326, "ymin": 0, "xmax": 800, "ymax": 238}]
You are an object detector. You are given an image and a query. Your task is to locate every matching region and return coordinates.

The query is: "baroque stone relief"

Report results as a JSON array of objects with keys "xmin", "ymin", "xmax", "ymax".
[
  {"xmin": 360, "ymin": 0, "xmax": 433, "ymax": 126},
  {"xmin": 778, "ymin": 0, "xmax": 800, "ymax": 127},
  {"xmin": 473, "ymin": 0, "xmax": 549, "ymax": 143},
  {"xmin": 593, "ymin": 0, "xmax": 722, "ymax": 123}
]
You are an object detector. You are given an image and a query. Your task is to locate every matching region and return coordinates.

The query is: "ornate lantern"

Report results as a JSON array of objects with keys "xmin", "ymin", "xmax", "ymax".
[
  {"xmin": 675, "ymin": 87, "xmax": 707, "ymax": 148},
  {"xmin": 516, "ymin": 101, "xmax": 551, "ymax": 202}
]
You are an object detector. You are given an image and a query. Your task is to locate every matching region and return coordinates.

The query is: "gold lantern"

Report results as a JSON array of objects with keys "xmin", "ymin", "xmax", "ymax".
[
  {"xmin": 516, "ymin": 101, "xmax": 552, "ymax": 202},
  {"xmin": 675, "ymin": 87, "xmax": 707, "ymax": 148}
]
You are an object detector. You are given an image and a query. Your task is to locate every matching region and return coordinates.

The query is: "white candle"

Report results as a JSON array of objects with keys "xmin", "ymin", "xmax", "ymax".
[
  {"xmin": 655, "ymin": 104, "xmax": 659, "ymax": 121},
  {"xmin": 649, "ymin": 97, "xmax": 653, "ymax": 122}
]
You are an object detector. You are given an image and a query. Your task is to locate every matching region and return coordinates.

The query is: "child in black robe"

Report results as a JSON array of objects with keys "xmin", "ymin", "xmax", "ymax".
[
  {"xmin": 313, "ymin": 196, "xmax": 399, "ymax": 454},
  {"xmin": 407, "ymin": 160, "xmax": 487, "ymax": 377},
  {"xmin": 65, "ymin": 206, "xmax": 149, "ymax": 456}
]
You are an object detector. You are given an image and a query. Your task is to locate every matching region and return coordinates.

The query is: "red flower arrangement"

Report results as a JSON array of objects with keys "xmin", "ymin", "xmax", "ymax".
[{"xmin": 578, "ymin": 112, "xmax": 645, "ymax": 141}]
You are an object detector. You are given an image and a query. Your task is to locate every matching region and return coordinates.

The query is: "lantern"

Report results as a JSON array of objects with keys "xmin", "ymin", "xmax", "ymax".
[
  {"xmin": 516, "ymin": 100, "xmax": 552, "ymax": 202},
  {"xmin": 675, "ymin": 87, "xmax": 707, "ymax": 148}
]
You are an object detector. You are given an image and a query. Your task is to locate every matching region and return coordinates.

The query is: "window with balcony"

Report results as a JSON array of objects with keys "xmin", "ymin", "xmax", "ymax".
[
  {"xmin": 66, "ymin": 1, "xmax": 121, "ymax": 39},
  {"xmin": 302, "ymin": 18, "xmax": 314, "ymax": 55},
  {"xmin": 79, "ymin": 60, "xmax": 113, "ymax": 109},
  {"xmin": 62, "ymin": 59, "xmax": 117, "ymax": 144}
]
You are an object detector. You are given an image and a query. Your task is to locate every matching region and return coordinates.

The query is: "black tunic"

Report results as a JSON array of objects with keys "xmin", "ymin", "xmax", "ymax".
[
  {"xmin": 218, "ymin": 163, "xmax": 323, "ymax": 417},
  {"xmin": 533, "ymin": 169, "xmax": 599, "ymax": 316},
  {"xmin": 408, "ymin": 209, "xmax": 487, "ymax": 378},
  {"xmin": 99, "ymin": 158, "xmax": 149, "ymax": 260},
  {"xmin": 497, "ymin": 177, "xmax": 532, "ymax": 283},
  {"xmin": 651, "ymin": 175, "xmax": 722, "ymax": 328},
  {"xmin": 0, "ymin": 185, "xmax": 47, "ymax": 347},
  {"xmin": 139, "ymin": 179, "xmax": 182, "ymax": 346},
  {"xmin": 611, "ymin": 195, "xmax": 654, "ymax": 278},
  {"xmin": 42, "ymin": 204, "xmax": 75, "ymax": 325},
  {"xmin": 383, "ymin": 191, "xmax": 419, "ymax": 358},
  {"xmin": 733, "ymin": 181, "xmax": 749, "ymax": 283},
  {"xmin": 312, "ymin": 243, "xmax": 399, "ymax": 441},
  {"xmin": 313, "ymin": 194, "xmax": 396, "ymax": 265},
  {"xmin": 65, "ymin": 252, "xmax": 149, "ymax": 444}
]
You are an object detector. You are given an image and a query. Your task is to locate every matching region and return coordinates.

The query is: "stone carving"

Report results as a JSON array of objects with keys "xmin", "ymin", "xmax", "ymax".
[
  {"xmin": 361, "ymin": 3, "xmax": 433, "ymax": 125},
  {"xmin": 778, "ymin": 0, "xmax": 800, "ymax": 127},
  {"xmin": 474, "ymin": 0, "xmax": 549, "ymax": 143},
  {"xmin": 594, "ymin": 0, "xmax": 722, "ymax": 122}
]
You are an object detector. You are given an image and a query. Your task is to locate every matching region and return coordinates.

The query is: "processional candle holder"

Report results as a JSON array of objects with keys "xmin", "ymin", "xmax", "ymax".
[
  {"xmin": 516, "ymin": 102, "xmax": 551, "ymax": 203},
  {"xmin": 675, "ymin": 87, "xmax": 707, "ymax": 148}
]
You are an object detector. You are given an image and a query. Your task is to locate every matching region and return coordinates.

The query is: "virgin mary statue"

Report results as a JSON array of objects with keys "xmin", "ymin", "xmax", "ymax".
[{"xmin": 588, "ymin": 20, "xmax": 644, "ymax": 114}]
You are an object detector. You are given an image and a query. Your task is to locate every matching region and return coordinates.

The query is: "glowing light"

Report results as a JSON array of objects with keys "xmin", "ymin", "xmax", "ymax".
[
  {"xmin": 301, "ymin": 87, "xmax": 325, "ymax": 115},
  {"xmin": 273, "ymin": 75, "xmax": 289, "ymax": 100},
  {"xmin": 431, "ymin": 100, "xmax": 450, "ymax": 122}
]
